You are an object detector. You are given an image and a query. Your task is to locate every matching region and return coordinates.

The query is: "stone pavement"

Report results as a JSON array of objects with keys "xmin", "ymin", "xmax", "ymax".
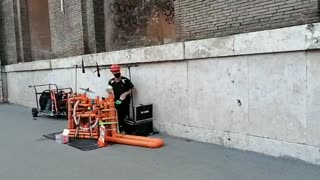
[{"xmin": 0, "ymin": 104, "xmax": 319, "ymax": 180}]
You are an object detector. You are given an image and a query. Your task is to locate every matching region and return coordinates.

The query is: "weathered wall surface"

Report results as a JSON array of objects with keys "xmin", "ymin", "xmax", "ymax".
[
  {"xmin": 4, "ymin": 23, "xmax": 320, "ymax": 165},
  {"xmin": 0, "ymin": 0, "xmax": 32, "ymax": 64},
  {"xmin": 3, "ymin": 0, "xmax": 319, "ymax": 63},
  {"xmin": 0, "ymin": 0, "xmax": 175, "ymax": 63},
  {"xmin": 0, "ymin": 0, "xmax": 19, "ymax": 65},
  {"xmin": 175, "ymin": 0, "xmax": 320, "ymax": 41},
  {"xmin": 105, "ymin": 0, "xmax": 176, "ymax": 51},
  {"xmin": 48, "ymin": 0, "xmax": 106, "ymax": 58},
  {"xmin": 18, "ymin": 0, "xmax": 32, "ymax": 63},
  {"xmin": 48, "ymin": 0, "xmax": 85, "ymax": 58},
  {"xmin": 27, "ymin": 0, "xmax": 52, "ymax": 60},
  {"xmin": 82, "ymin": 0, "xmax": 106, "ymax": 54},
  {"xmin": 0, "ymin": 0, "xmax": 52, "ymax": 63}
]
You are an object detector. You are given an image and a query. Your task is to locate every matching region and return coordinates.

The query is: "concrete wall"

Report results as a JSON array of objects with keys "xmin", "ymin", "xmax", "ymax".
[{"xmin": 4, "ymin": 23, "xmax": 320, "ymax": 165}]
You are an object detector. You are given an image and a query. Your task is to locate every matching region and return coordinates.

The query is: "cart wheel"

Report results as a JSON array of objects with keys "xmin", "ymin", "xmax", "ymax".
[{"xmin": 32, "ymin": 108, "xmax": 38, "ymax": 117}]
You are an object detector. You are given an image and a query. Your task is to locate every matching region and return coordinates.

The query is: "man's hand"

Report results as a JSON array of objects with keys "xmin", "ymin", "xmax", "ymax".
[
  {"xmin": 119, "ymin": 90, "xmax": 131, "ymax": 100},
  {"xmin": 119, "ymin": 93, "xmax": 127, "ymax": 101}
]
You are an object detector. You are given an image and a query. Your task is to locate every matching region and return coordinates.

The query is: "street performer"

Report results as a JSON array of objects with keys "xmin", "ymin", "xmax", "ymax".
[{"xmin": 108, "ymin": 64, "xmax": 134, "ymax": 133}]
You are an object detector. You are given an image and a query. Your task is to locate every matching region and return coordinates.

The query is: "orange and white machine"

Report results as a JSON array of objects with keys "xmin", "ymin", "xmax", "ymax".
[{"xmin": 67, "ymin": 86, "xmax": 164, "ymax": 148}]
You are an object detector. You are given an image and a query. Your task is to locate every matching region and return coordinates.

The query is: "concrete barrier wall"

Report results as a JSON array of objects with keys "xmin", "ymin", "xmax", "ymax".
[{"xmin": 4, "ymin": 23, "xmax": 320, "ymax": 165}]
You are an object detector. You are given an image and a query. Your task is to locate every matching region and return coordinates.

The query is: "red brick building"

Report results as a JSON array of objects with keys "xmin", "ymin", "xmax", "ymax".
[{"xmin": 0, "ymin": 0, "xmax": 319, "ymax": 65}]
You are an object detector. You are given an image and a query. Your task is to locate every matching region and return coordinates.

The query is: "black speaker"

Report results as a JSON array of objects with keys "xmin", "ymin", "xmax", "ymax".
[
  {"xmin": 123, "ymin": 104, "xmax": 154, "ymax": 136},
  {"xmin": 136, "ymin": 104, "xmax": 153, "ymax": 121}
]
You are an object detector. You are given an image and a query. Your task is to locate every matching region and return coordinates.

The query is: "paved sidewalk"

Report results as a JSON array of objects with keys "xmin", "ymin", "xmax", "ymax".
[{"xmin": 0, "ymin": 104, "xmax": 319, "ymax": 180}]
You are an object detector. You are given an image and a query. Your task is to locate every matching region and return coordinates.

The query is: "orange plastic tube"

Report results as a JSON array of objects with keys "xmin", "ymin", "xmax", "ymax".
[
  {"xmin": 69, "ymin": 134, "xmax": 98, "ymax": 138},
  {"xmin": 75, "ymin": 113, "xmax": 97, "ymax": 118},
  {"xmin": 68, "ymin": 132, "xmax": 99, "ymax": 136},
  {"xmin": 113, "ymin": 133, "xmax": 163, "ymax": 143},
  {"xmin": 68, "ymin": 98, "xmax": 73, "ymax": 129},
  {"xmin": 69, "ymin": 135, "xmax": 99, "ymax": 139},
  {"xmin": 105, "ymin": 135, "xmax": 164, "ymax": 148},
  {"xmin": 101, "ymin": 91, "xmax": 164, "ymax": 148}
]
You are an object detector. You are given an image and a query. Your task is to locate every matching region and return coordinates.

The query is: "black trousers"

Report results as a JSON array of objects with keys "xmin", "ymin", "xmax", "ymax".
[{"xmin": 115, "ymin": 103, "xmax": 130, "ymax": 131}]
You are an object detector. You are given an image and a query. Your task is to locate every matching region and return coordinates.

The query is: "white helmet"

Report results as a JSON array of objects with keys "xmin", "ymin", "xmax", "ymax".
[{"xmin": 106, "ymin": 85, "xmax": 113, "ymax": 93}]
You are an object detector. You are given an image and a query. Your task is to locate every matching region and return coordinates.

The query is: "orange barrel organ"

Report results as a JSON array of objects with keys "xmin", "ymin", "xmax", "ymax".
[{"xmin": 67, "ymin": 86, "xmax": 164, "ymax": 148}]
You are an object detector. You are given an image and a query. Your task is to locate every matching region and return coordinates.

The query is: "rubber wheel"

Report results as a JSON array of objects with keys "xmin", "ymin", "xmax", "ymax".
[{"xmin": 32, "ymin": 108, "xmax": 38, "ymax": 117}]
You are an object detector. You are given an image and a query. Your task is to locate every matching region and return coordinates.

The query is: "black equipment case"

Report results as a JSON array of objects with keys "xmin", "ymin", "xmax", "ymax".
[{"xmin": 123, "ymin": 104, "xmax": 154, "ymax": 136}]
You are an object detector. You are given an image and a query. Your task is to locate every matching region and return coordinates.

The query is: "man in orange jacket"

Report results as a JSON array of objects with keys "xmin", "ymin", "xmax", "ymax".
[{"xmin": 108, "ymin": 64, "xmax": 134, "ymax": 133}]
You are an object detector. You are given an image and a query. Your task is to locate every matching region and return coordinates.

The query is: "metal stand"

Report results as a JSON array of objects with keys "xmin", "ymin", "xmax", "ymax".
[
  {"xmin": 74, "ymin": 65, "xmax": 78, "ymax": 93},
  {"xmin": 127, "ymin": 66, "xmax": 136, "ymax": 122}
]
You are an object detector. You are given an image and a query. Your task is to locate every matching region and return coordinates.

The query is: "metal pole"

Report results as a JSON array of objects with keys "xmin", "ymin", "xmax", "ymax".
[
  {"xmin": 75, "ymin": 65, "xmax": 78, "ymax": 93},
  {"xmin": 128, "ymin": 66, "xmax": 135, "ymax": 121},
  {"xmin": 60, "ymin": 0, "xmax": 64, "ymax": 13}
]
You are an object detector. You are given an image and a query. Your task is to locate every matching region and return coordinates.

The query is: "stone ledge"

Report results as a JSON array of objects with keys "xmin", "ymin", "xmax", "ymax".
[
  {"xmin": 185, "ymin": 23, "xmax": 320, "ymax": 59},
  {"xmin": 6, "ymin": 43, "xmax": 184, "ymax": 72},
  {"xmin": 5, "ymin": 60, "xmax": 51, "ymax": 72},
  {"xmin": 5, "ymin": 23, "xmax": 320, "ymax": 72}
]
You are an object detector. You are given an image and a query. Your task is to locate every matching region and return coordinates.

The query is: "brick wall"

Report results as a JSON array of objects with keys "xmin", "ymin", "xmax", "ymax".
[
  {"xmin": 175, "ymin": 0, "xmax": 320, "ymax": 41},
  {"xmin": 0, "ymin": 0, "xmax": 32, "ymax": 65},
  {"xmin": 48, "ymin": 0, "xmax": 105, "ymax": 58},
  {"xmin": 28, "ymin": 0, "xmax": 53, "ymax": 60},
  {"xmin": 48, "ymin": 0, "xmax": 85, "ymax": 58},
  {"xmin": 106, "ymin": 0, "xmax": 177, "ymax": 51},
  {"xmin": 12, "ymin": 0, "xmax": 23, "ymax": 63},
  {"xmin": 12, "ymin": 0, "xmax": 31, "ymax": 63},
  {"xmin": 92, "ymin": 0, "xmax": 106, "ymax": 53},
  {"xmin": 19, "ymin": 0, "xmax": 32, "ymax": 62},
  {"xmin": 82, "ymin": 0, "xmax": 95, "ymax": 54},
  {"xmin": 0, "ymin": 0, "xmax": 19, "ymax": 65},
  {"xmin": 2, "ymin": 0, "xmax": 319, "ymax": 64},
  {"xmin": 107, "ymin": 0, "xmax": 155, "ymax": 51},
  {"xmin": 82, "ymin": 0, "xmax": 106, "ymax": 54}
]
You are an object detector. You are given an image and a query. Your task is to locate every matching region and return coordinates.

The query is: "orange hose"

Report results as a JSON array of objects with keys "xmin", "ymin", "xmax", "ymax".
[
  {"xmin": 113, "ymin": 133, "xmax": 163, "ymax": 143},
  {"xmin": 68, "ymin": 98, "xmax": 72, "ymax": 129},
  {"xmin": 69, "ymin": 135, "xmax": 98, "ymax": 139},
  {"xmin": 75, "ymin": 113, "xmax": 97, "ymax": 118},
  {"xmin": 51, "ymin": 91, "xmax": 58, "ymax": 113},
  {"xmin": 68, "ymin": 132, "xmax": 98, "ymax": 136},
  {"xmin": 102, "ymin": 91, "xmax": 164, "ymax": 148},
  {"xmin": 105, "ymin": 136, "xmax": 163, "ymax": 148}
]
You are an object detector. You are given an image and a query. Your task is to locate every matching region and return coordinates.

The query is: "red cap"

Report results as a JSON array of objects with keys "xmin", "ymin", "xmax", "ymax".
[{"xmin": 110, "ymin": 64, "xmax": 120, "ymax": 72}]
